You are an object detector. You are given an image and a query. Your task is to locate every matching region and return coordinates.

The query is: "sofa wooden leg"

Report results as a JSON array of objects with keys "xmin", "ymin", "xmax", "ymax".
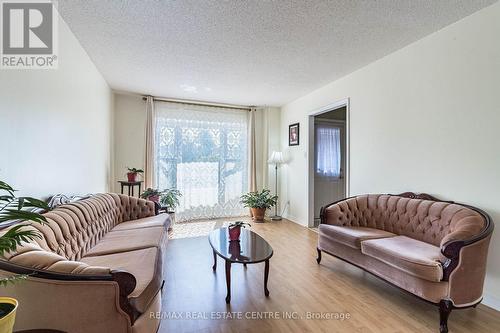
[
  {"xmin": 439, "ymin": 300, "xmax": 453, "ymax": 333},
  {"xmin": 316, "ymin": 248, "xmax": 322, "ymax": 264}
]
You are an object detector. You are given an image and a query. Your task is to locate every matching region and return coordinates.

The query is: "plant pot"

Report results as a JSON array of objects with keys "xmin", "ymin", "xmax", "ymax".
[
  {"xmin": 251, "ymin": 207, "xmax": 266, "ymax": 222},
  {"xmin": 148, "ymin": 195, "xmax": 160, "ymax": 203},
  {"xmin": 228, "ymin": 226, "xmax": 241, "ymax": 241},
  {"xmin": 0, "ymin": 297, "xmax": 18, "ymax": 333},
  {"xmin": 127, "ymin": 172, "xmax": 137, "ymax": 182}
]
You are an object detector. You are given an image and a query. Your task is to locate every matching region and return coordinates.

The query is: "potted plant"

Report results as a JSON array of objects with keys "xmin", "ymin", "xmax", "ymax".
[
  {"xmin": 0, "ymin": 180, "xmax": 49, "ymax": 333},
  {"xmin": 228, "ymin": 221, "xmax": 251, "ymax": 241},
  {"xmin": 240, "ymin": 189, "xmax": 278, "ymax": 222},
  {"xmin": 160, "ymin": 188, "xmax": 182, "ymax": 226},
  {"xmin": 140, "ymin": 188, "xmax": 162, "ymax": 203},
  {"xmin": 126, "ymin": 167, "xmax": 144, "ymax": 182}
]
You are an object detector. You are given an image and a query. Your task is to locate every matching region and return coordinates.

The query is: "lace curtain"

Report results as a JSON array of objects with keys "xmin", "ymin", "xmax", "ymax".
[
  {"xmin": 155, "ymin": 102, "xmax": 248, "ymax": 222},
  {"xmin": 315, "ymin": 125, "xmax": 341, "ymax": 178}
]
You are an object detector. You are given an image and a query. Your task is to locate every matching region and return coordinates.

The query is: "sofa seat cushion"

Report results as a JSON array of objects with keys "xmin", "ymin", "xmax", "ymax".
[
  {"xmin": 112, "ymin": 213, "xmax": 171, "ymax": 232},
  {"xmin": 319, "ymin": 224, "xmax": 396, "ymax": 249},
  {"xmin": 84, "ymin": 226, "xmax": 166, "ymax": 257},
  {"xmin": 361, "ymin": 236, "xmax": 444, "ymax": 282},
  {"xmin": 81, "ymin": 247, "xmax": 162, "ymax": 313}
]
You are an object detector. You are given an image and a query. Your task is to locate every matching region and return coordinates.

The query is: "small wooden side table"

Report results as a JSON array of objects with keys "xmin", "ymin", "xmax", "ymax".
[{"xmin": 118, "ymin": 181, "xmax": 143, "ymax": 197}]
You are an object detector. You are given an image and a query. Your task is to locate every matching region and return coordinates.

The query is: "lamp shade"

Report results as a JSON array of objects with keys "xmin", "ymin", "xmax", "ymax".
[{"xmin": 268, "ymin": 151, "xmax": 284, "ymax": 164}]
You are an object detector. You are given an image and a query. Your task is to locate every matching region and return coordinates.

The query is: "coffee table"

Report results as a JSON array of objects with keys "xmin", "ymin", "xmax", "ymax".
[{"xmin": 208, "ymin": 227, "xmax": 273, "ymax": 303}]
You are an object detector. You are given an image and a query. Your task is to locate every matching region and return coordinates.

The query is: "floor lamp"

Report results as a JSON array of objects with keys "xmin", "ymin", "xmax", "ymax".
[{"xmin": 268, "ymin": 151, "xmax": 285, "ymax": 221}]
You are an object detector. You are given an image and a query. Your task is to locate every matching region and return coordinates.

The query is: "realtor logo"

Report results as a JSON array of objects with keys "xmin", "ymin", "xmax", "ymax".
[{"xmin": 1, "ymin": 0, "xmax": 58, "ymax": 69}]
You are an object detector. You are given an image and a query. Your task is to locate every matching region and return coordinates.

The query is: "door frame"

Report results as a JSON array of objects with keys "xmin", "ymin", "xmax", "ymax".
[{"xmin": 307, "ymin": 98, "xmax": 350, "ymax": 227}]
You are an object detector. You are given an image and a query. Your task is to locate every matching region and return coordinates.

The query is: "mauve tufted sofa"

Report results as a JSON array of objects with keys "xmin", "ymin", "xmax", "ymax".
[
  {"xmin": 316, "ymin": 192, "xmax": 493, "ymax": 333},
  {"xmin": 0, "ymin": 193, "xmax": 171, "ymax": 333}
]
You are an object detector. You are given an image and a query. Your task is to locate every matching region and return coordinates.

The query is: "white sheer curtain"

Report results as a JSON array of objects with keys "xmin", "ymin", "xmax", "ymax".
[
  {"xmin": 248, "ymin": 108, "xmax": 257, "ymax": 192},
  {"xmin": 155, "ymin": 102, "xmax": 248, "ymax": 222},
  {"xmin": 144, "ymin": 96, "xmax": 155, "ymax": 188},
  {"xmin": 316, "ymin": 125, "xmax": 341, "ymax": 178}
]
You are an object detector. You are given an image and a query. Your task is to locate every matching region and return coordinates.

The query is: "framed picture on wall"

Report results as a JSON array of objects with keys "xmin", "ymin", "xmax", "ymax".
[{"xmin": 289, "ymin": 123, "xmax": 300, "ymax": 146}]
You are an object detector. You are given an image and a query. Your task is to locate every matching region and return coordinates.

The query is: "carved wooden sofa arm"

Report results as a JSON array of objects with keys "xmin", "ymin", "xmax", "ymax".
[
  {"xmin": 0, "ymin": 259, "xmax": 139, "ymax": 325},
  {"xmin": 440, "ymin": 205, "xmax": 493, "ymax": 281}
]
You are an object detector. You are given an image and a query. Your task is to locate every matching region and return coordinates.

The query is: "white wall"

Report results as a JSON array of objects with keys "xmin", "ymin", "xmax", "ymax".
[
  {"xmin": 0, "ymin": 15, "xmax": 112, "ymax": 198},
  {"xmin": 112, "ymin": 93, "xmax": 146, "ymax": 192},
  {"xmin": 280, "ymin": 2, "xmax": 500, "ymax": 308}
]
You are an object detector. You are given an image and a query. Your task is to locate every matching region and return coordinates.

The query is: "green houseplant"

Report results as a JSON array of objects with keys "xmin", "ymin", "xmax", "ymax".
[
  {"xmin": 160, "ymin": 188, "xmax": 182, "ymax": 213},
  {"xmin": 0, "ymin": 180, "xmax": 49, "ymax": 332},
  {"xmin": 240, "ymin": 189, "xmax": 278, "ymax": 222},
  {"xmin": 140, "ymin": 188, "xmax": 182, "ymax": 211},
  {"xmin": 140, "ymin": 188, "xmax": 163, "ymax": 203},
  {"xmin": 160, "ymin": 189, "xmax": 182, "ymax": 228},
  {"xmin": 126, "ymin": 167, "xmax": 144, "ymax": 182},
  {"xmin": 228, "ymin": 221, "xmax": 251, "ymax": 241},
  {"xmin": 141, "ymin": 188, "xmax": 182, "ymax": 228}
]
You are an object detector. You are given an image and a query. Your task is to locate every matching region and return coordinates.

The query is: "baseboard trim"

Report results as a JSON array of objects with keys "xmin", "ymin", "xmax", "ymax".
[
  {"xmin": 482, "ymin": 294, "xmax": 500, "ymax": 311},
  {"xmin": 283, "ymin": 214, "xmax": 304, "ymax": 226}
]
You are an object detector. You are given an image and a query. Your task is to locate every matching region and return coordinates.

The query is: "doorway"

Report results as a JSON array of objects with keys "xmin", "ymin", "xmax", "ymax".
[{"xmin": 307, "ymin": 99, "xmax": 349, "ymax": 228}]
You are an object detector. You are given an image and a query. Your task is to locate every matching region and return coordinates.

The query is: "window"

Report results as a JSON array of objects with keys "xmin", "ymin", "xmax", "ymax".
[
  {"xmin": 315, "ymin": 125, "xmax": 341, "ymax": 178},
  {"xmin": 155, "ymin": 102, "xmax": 248, "ymax": 222}
]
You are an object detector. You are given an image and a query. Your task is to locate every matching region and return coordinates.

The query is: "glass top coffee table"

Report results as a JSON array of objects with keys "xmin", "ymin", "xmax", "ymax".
[{"xmin": 208, "ymin": 227, "xmax": 273, "ymax": 303}]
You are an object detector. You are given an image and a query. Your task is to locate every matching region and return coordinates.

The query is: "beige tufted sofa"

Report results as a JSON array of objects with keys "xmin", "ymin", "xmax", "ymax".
[
  {"xmin": 317, "ymin": 193, "xmax": 493, "ymax": 333},
  {"xmin": 0, "ymin": 193, "xmax": 171, "ymax": 333}
]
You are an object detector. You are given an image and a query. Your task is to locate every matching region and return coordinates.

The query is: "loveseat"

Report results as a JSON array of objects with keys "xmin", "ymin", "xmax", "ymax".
[
  {"xmin": 0, "ymin": 193, "xmax": 170, "ymax": 333},
  {"xmin": 316, "ymin": 192, "xmax": 493, "ymax": 333}
]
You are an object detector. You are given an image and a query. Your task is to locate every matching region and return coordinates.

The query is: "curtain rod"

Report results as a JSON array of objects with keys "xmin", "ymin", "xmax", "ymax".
[{"xmin": 142, "ymin": 95, "xmax": 252, "ymax": 111}]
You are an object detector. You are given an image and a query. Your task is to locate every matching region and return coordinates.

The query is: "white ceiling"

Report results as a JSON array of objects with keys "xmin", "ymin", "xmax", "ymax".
[{"xmin": 57, "ymin": 0, "xmax": 496, "ymax": 106}]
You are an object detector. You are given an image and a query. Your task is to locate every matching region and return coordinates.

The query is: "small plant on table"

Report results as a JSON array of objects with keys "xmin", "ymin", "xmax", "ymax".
[
  {"xmin": 126, "ymin": 167, "xmax": 144, "ymax": 182},
  {"xmin": 228, "ymin": 221, "xmax": 251, "ymax": 241}
]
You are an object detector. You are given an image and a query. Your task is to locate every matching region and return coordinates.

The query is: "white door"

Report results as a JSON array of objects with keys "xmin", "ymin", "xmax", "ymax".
[{"xmin": 313, "ymin": 120, "xmax": 346, "ymax": 225}]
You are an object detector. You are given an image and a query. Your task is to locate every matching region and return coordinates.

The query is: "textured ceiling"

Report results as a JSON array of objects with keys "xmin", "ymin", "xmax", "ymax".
[{"xmin": 57, "ymin": 0, "xmax": 496, "ymax": 106}]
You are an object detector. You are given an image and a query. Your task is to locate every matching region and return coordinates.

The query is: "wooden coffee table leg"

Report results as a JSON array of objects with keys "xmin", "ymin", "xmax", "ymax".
[
  {"xmin": 225, "ymin": 260, "xmax": 231, "ymax": 303},
  {"xmin": 264, "ymin": 259, "xmax": 270, "ymax": 297},
  {"xmin": 212, "ymin": 250, "xmax": 217, "ymax": 271}
]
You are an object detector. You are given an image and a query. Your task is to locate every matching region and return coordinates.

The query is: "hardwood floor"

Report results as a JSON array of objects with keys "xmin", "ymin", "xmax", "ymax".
[{"xmin": 159, "ymin": 219, "xmax": 500, "ymax": 333}]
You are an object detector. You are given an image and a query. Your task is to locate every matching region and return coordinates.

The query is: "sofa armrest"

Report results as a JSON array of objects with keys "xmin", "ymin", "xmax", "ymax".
[
  {"xmin": 440, "ymin": 206, "xmax": 494, "ymax": 281},
  {"xmin": 117, "ymin": 194, "xmax": 156, "ymax": 221},
  {"xmin": 443, "ymin": 235, "xmax": 492, "ymax": 306},
  {"xmin": 1, "ymin": 242, "xmax": 140, "ymax": 324},
  {"xmin": 320, "ymin": 196, "xmax": 359, "ymax": 226},
  {"xmin": 0, "ymin": 255, "xmax": 139, "ymax": 325},
  {"xmin": 0, "ymin": 267, "xmax": 136, "ymax": 333},
  {"xmin": 111, "ymin": 269, "xmax": 139, "ymax": 323},
  {"xmin": 3, "ymin": 243, "xmax": 111, "ymax": 275},
  {"xmin": 440, "ymin": 215, "xmax": 487, "ymax": 249}
]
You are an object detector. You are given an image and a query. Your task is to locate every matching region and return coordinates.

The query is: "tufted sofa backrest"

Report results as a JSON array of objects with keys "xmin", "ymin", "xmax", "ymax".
[
  {"xmin": 322, "ymin": 194, "xmax": 485, "ymax": 246},
  {"xmin": 113, "ymin": 194, "xmax": 157, "ymax": 222},
  {"xmin": 23, "ymin": 193, "xmax": 155, "ymax": 260}
]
